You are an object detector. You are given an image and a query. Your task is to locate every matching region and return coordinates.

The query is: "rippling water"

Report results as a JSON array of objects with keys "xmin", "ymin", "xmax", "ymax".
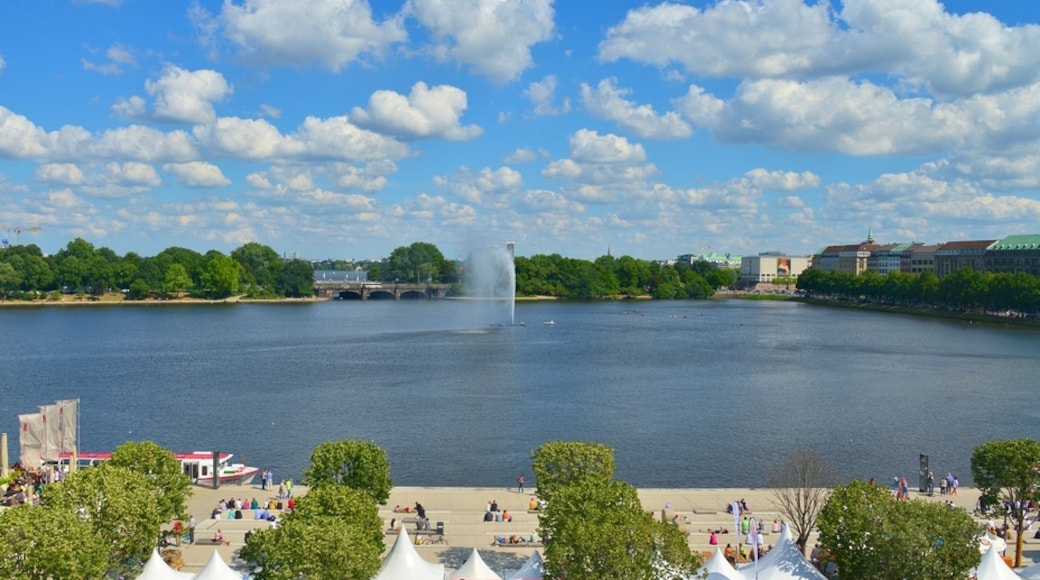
[{"xmin": 2, "ymin": 299, "xmax": 1038, "ymax": 488}]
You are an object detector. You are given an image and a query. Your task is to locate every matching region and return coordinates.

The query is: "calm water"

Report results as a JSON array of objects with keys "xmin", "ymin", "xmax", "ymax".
[{"xmin": 2, "ymin": 299, "xmax": 1038, "ymax": 488}]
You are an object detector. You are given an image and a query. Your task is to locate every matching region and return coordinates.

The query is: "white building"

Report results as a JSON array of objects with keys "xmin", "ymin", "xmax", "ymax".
[{"xmin": 740, "ymin": 252, "xmax": 809, "ymax": 285}]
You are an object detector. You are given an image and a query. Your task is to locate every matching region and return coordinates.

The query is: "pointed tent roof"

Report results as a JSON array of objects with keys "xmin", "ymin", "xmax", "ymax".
[
  {"xmin": 374, "ymin": 528, "xmax": 445, "ymax": 580},
  {"xmin": 697, "ymin": 547, "xmax": 743, "ymax": 580},
  {"xmin": 193, "ymin": 550, "xmax": 241, "ymax": 580},
  {"xmin": 449, "ymin": 548, "xmax": 502, "ymax": 580},
  {"xmin": 505, "ymin": 550, "xmax": 544, "ymax": 580},
  {"xmin": 976, "ymin": 546, "xmax": 1023, "ymax": 580},
  {"xmin": 136, "ymin": 548, "xmax": 196, "ymax": 580},
  {"xmin": 738, "ymin": 524, "xmax": 827, "ymax": 580}
]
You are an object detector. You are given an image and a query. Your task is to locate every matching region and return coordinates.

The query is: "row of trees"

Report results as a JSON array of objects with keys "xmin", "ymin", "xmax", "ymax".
[
  {"xmin": 765, "ymin": 438, "xmax": 1040, "ymax": 577},
  {"xmin": 0, "ymin": 239, "xmax": 314, "ymax": 300},
  {"xmin": 514, "ymin": 254, "xmax": 737, "ymax": 299},
  {"xmin": 797, "ymin": 267, "xmax": 1040, "ymax": 314},
  {"xmin": 0, "ymin": 441, "xmax": 192, "ymax": 578}
]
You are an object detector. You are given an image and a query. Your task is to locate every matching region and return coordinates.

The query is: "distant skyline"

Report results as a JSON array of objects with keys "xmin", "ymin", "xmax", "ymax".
[{"xmin": 2, "ymin": 1, "xmax": 1039, "ymax": 262}]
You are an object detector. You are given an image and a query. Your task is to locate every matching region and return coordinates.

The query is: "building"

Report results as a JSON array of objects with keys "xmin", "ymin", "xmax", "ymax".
[
  {"xmin": 984, "ymin": 234, "xmax": 1040, "ymax": 277},
  {"xmin": 905, "ymin": 244, "xmax": 939, "ymax": 275},
  {"xmin": 868, "ymin": 243, "xmax": 916, "ymax": 275},
  {"xmin": 677, "ymin": 252, "xmax": 742, "ymax": 269},
  {"xmin": 740, "ymin": 252, "xmax": 809, "ymax": 285},
  {"xmin": 934, "ymin": 240, "xmax": 996, "ymax": 278}
]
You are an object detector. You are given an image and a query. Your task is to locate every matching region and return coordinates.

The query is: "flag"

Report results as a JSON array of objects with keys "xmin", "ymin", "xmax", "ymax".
[{"xmin": 18, "ymin": 413, "xmax": 43, "ymax": 467}]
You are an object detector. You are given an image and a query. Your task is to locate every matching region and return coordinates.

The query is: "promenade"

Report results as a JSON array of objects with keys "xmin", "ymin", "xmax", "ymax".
[{"xmin": 167, "ymin": 481, "xmax": 1025, "ymax": 575}]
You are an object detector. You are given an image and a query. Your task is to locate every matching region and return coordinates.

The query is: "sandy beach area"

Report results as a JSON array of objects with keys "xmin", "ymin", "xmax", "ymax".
[{"xmin": 167, "ymin": 481, "xmax": 1027, "ymax": 575}]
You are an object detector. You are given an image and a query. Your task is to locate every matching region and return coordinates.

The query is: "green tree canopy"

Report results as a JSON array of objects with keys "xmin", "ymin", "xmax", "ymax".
[
  {"xmin": 241, "ymin": 514, "xmax": 383, "ymax": 580},
  {"xmin": 384, "ymin": 242, "xmax": 452, "ymax": 284},
  {"xmin": 303, "ymin": 440, "xmax": 393, "ymax": 504},
  {"xmin": 41, "ymin": 463, "xmax": 164, "ymax": 576},
  {"xmin": 539, "ymin": 479, "xmax": 694, "ymax": 580},
  {"xmin": 971, "ymin": 438, "xmax": 1040, "ymax": 567},
  {"xmin": 0, "ymin": 504, "xmax": 107, "ymax": 579},
  {"xmin": 817, "ymin": 480, "xmax": 980, "ymax": 578},
  {"xmin": 292, "ymin": 485, "xmax": 384, "ymax": 548},
  {"xmin": 200, "ymin": 251, "xmax": 241, "ymax": 298},
  {"xmin": 277, "ymin": 259, "xmax": 316, "ymax": 297},
  {"xmin": 531, "ymin": 440, "xmax": 615, "ymax": 503},
  {"xmin": 232, "ymin": 242, "xmax": 284, "ymax": 288},
  {"xmin": 109, "ymin": 440, "xmax": 193, "ymax": 521}
]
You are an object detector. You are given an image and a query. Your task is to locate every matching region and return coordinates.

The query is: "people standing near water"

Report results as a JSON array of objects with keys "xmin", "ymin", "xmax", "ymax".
[
  {"xmin": 189, "ymin": 516, "xmax": 196, "ymax": 544},
  {"xmin": 517, "ymin": 474, "xmax": 525, "ymax": 494}
]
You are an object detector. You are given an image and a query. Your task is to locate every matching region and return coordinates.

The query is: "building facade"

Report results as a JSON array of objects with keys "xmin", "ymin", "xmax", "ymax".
[{"xmin": 740, "ymin": 253, "xmax": 809, "ymax": 284}]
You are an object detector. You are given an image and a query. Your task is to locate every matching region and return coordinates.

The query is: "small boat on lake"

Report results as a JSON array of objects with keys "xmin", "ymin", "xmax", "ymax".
[
  {"xmin": 543, "ymin": 320, "xmax": 556, "ymax": 326},
  {"xmin": 60, "ymin": 450, "xmax": 259, "ymax": 486}
]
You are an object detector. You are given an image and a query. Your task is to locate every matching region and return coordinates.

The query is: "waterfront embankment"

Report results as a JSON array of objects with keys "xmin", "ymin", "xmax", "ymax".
[{"xmin": 170, "ymin": 483, "xmax": 1023, "ymax": 575}]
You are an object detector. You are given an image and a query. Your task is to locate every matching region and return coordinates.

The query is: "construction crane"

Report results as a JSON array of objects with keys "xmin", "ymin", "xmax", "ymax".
[{"xmin": 1, "ymin": 225, "xmax": 42, "ymax": 246}]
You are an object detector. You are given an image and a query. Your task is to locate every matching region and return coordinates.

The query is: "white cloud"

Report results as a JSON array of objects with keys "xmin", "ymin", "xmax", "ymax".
[
  {"xmin": 103, "ymin": 162, "xmax": 161, "ymax": 187},
  {"xmin": 213, "ymin": 0, "xmax": 406, "ymax": 71},
  {"xmin": 163, "ymin": 162, "xmax": 232, "ymax": 187},
  {"xmin": 36, "ymin": 164, "xmax": 85, "ymax": 185},
  {"xmin": 408, "ymin": 0, "xmax": 555, "ymax": 82},
  {"xmin": 82, "ymin": 45, "xmax": 137, "ymax": 76},
  {"xmin": 524, "ymin": 75, "xmax": 570, "ymax": 116},
  {"xmin": 742, "ymin": 169, "xmax": 820, "ymax": 191},
  {"xmin": 111, "ymin": 96, "xmax": 146, "ymax": 120},
  {"xmin": 676, "ymin": 77, "xmax": 970, "ymax": 155},
  {"xmin": 259, "ymin": 104, "xmax": 282, "ymax": 119},
  {"xmin": 434, "ymin": 166, "xmax": 523, "ymax": 204},
  {"xmin": 350, "ymin": 82, "xmax": 482, "ymax": 140},
  {"xmin": 599, "ymin": 0, "xmax": 1040, "ymax": 97},
  {"xmin": 145, "ymin": 66, "xmax": 232, "ymax": 124},
  {"xmin": 569, "ymin": 129, "xmax": 646, "ymax": 164},
  {"xmin": 504, "ymin": 147, "xmax": 539, "ymax": 164},
  {"xmin": 0, "ymin": 107, "xmax": 199, "ymax": 163},
  {"xmin": 580, "ymin": 78, "xmax": 691, "ymax": 139},
  {"xmin": 0, "ymin": 54, "xmax": 5, "ymax": 71}
]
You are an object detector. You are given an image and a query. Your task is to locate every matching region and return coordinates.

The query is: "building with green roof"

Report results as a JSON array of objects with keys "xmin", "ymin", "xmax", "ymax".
[{"xmin": 984, "ymin": 234, "xmax": 1040, "ymax": 277}]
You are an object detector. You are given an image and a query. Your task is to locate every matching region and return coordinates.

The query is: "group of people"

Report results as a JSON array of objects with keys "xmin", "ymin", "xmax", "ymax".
[
  {"xmin": 258, "ymin": 468, "xmax": 275, "ymax": 491},
  {"xmin": 725, "ymin": 498, "xmax": 751, "ymax": 514},
  {"xmin": 481, "ymin": 498, "xmax": 513, "ymax": 522},
  {"xmin": 722, "ymin": 541, "xmax": 771, "ymax": 564},
  {"xmin": 210, "ymin": 496, "xmax": 289, "ymax": 521},
  {"xmin": 493, "ymin": 533, "xmax": 537, "ymax": 545}
]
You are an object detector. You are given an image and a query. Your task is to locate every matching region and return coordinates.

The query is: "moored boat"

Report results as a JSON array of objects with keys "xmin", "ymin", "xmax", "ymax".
[{"xmin": 59, "ymin": 450, "xmax": 259, "ymax": 486}]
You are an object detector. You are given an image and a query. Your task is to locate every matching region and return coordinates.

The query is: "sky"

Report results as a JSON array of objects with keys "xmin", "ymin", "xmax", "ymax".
[{"xmin": 2, "ymin": 0, "xmax": 1039, "ymax": 262}]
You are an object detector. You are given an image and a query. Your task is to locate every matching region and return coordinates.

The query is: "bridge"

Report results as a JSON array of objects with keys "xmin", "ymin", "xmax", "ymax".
[{"xmin": 314, "ymin": 281, "xmax": 453, "ymax": 300}]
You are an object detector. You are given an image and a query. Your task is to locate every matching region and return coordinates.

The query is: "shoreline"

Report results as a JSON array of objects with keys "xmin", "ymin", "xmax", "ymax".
[{"xmin": 169, "ymin": 483, "xmax": 1038, "ymax": 574}]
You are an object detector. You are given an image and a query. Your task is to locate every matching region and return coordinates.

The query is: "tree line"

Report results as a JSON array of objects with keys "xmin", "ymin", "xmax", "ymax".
[
  {"xmin": 3, "ymin": 437, "xmax": 1036, "ymax": 578},
  {"xmin": 0, "ymin": 239, "xmax": 314, "ymax": 300},
  {"xmin": 797, "ymin": 267, "xmax": 1040, "ymax": 315}
]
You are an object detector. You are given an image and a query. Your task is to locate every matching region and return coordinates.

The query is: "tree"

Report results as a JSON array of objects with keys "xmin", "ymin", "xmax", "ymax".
[
  {"xmin": 971, "ymin": 438, "xmax": 1040, "ymax": 567},
  {"xmin": 109, "ymin": 440, "xmax": 193, "ymax": 522},
  {"xmin": 531, "ymin": 441, "xmax": 615, "ymax": 503},
  {"xmin": 766, "ymin": 448, "xmax": 837, "ymax": 553},
  {"xmin": 232, "ymin": 242, "xmax": 284, "ymax": 289},
  {"xmin": 277, "ymin": 259, "xmax": 315, "ymax": 297},
  {"xmin": 384, "ymin": 242, "xmax": 450, "ymax": 284},
  {"xmin": 163, "ymin": 263, "xmax": 193, "ymax": 297},
  {"xmin": 540, "ymin": 479, "xmax": 688, "ymax": 580},
  {"xmin": 200, "ymin": 251, "xmax": 241, "ymax": 298},
  {"xmin": 0, "ymin": 504, "xmax": 107, "ymax": 579},
  {"xmin": 0, "ymin": 261, "xmax": 21, "ymax": 296},
  {"xmin": 241, "ymin": 514, "xmax": 382, "ymax": 580},
  {"xmin": 292, "ymin": 485, "xmax": 384, "ymax": 548},
  {"xmin": 817, "ymin": 480, "xmax": 980, "ymax": 578},
  {"xmin": 303, "ymin": 440, "xmax": 393, "ymax": 504},
  {"xmin": 41, "ymin": 463, "xmax": 164, "ymax": 576}
]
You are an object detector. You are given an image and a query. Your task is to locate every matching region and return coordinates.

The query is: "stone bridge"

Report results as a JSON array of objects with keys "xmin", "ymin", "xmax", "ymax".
[{"xmin": 314, "ymin": 281, "xmax": 453, "ymax": 300}]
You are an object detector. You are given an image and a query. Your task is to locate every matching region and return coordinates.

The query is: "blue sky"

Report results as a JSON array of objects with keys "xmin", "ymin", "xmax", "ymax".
[{"xmin": 2, "ymin": 0, "xmax": 1039, "ymax": 262}]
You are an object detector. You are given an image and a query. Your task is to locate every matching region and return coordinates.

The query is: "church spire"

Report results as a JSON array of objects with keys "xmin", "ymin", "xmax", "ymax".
[{"xmin": 865, "ymin": 228, "xmax": 875, "ymax": 244}]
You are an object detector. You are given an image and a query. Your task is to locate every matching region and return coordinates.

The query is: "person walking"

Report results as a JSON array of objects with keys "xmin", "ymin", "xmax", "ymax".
[
  {"xmin": 188, "ymin": 515, "xmax": 197, "ymax": 544},
  {"xmin": 517, "ymin": 474, "xmax": 525, "ymax": 494}
]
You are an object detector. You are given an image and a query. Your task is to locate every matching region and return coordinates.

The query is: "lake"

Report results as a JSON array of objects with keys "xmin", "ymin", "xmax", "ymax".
[{"xmin": 2, "ymin": 298, "xmax": 1037, "ymax": 488}]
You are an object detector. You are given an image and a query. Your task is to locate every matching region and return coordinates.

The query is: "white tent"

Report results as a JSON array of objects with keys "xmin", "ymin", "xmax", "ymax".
[
  {"xmin": 738, "ymin": 525, "xmax": 826, "ymax": 580},
  {"xmin": 505, "ymin": 550, "xmax": 544, "ymax": 580},
  {"xmin": 137, "ymin": 548, "xmax": 195, "ymax": 580},
  {"xmin": 193, "ymin": 550, "xmax": 243, "ymax": 580},
  {"xmin": 980, "ymin": 532, "xmax": 1008, "ymax": 554},
  {"xmin": 374, "ymin": 529, "xmax": 444, "ymax": 580},
  {"xmin": 976, "ymin": 546, "xmax": 1023, "ymax": 580},
  {"xmin": 449, "ymin": 548, "xmax": 502, "ymax": 580},
  {"xmin": 696, "ymin": 547, "xmax": 743, "ymax": 580}
]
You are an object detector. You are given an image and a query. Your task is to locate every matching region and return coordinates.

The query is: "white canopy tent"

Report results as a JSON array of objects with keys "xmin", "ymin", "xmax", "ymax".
[
  {"xmin": 504, "ymin": 550, "xmax": 544, "ymax": 580},
  {"xmin": 695, "ymin": 547, "xmax": 743, "ymax": 580},
  {"xmin": 976, "ymin": 546, "xmax": 1024, "ymax": 580},
  {"xmin": 193, "ymin": 550, "xmax": 243, "ymax": 580},
  {"xmin": 738, "ymin": 525, "xmax": 827, "ymax": 580},
  {"xmin": 449, "ymin": 548, "xmax": 502, "ymax": 580},
  {"xmin": 981, "ymin": 532, "xmax": 1008, "ymax": 554},
  {"xmin": 374, "ymin": 529, "xmax": 444, "ymax": 580},
  {"xmin": 136, "ymin": 548, "xmax": 195, "ymax": 580}
]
